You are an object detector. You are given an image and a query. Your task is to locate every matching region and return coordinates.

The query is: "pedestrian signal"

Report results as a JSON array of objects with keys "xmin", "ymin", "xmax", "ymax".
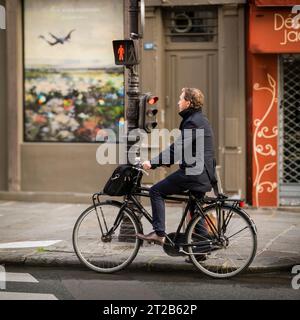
[{"xmin": 112, "ymin": 40, "xmax": 138, "ymax": 66}]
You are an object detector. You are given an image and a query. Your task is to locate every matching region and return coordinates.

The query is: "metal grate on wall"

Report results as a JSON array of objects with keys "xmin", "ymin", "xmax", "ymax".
[
  {"xmin": 163, "ymin": 6, "xmax": 218, "ymax": 43},
  {"xmin": 279, "ymin": 54, "xmax": 300, "ymax": 205}
]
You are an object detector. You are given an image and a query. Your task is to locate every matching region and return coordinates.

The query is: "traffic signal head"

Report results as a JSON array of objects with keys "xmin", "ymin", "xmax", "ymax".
[
  {"xmin": 147, "ymin": 96, "xmax": 158, "ymax": 105},
  {"xmin": 112, "ymin": 40, "xmax": 138, "ymax": 66},
  {"xmin": 139, "ymin": 93, "xmax": 159, "ymax": 133}
]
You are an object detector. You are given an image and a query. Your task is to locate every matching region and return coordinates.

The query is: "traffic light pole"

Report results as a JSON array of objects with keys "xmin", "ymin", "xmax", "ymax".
[
  {"xmin": 119, "ymin": 0, "xmax": 141, "ymax": 241},
  {"xmin": 126, "ymin": 66, "xmax": 140, "ymax": 160},
  {"xmin": 126, "ymin": 0, "xmax": 140, "ymax": 161}
]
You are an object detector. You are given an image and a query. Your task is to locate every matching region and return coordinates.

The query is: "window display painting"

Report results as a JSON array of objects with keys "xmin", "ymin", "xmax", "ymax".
[{"xmin": 24, "ymin": 0, "xmax": 124, "ymax": 142}]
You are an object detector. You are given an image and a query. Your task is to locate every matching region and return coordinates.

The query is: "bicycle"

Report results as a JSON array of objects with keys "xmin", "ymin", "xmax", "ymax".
[{"xmin": 72, "ymin": 163, "xmax": 257, "ymax": 279}]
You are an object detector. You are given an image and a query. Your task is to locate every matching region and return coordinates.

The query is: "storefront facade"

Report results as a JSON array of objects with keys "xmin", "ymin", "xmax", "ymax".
[
  {"xmin": 0, "ymin": 0, "xmax": 247, "ymax": 203},
  {"xmin": 141, "ymin": 0, "xmax": 248, "ymax": 199},
  {"xmin": 247, "ymin": 0, "xmax": 300, "ymax": 206}
]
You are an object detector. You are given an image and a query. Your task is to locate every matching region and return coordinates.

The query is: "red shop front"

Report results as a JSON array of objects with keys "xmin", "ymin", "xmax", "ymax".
[{"xmin": 247, "ymin": 0, "xmax": 300, "ymax": 207}]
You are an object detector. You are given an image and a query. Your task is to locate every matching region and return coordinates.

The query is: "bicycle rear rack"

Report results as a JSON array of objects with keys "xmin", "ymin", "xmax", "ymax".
[{"xmin": 92, "ymin": 192, "xmax": 105, "ymax": 211}]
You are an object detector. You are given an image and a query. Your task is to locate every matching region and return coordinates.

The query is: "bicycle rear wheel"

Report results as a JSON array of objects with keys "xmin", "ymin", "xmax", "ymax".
[
  {"xmin": 186, "ymin": 204, "xmax": 257, "ymax": 278},
  {"xmin": 73, "ymin": 201, "xmax": 142, "ymax": 273}
]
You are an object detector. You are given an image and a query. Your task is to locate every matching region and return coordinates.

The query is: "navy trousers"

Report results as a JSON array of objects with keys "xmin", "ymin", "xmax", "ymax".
[{"xmin": 149, "ymin": 171, "xmax": 205, "ymax": 237}]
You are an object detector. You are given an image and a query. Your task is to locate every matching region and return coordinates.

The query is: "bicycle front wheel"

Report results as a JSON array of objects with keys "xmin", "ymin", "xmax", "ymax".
[
  {"xmin": 73, "ymin": 201, "xmax": 142, "ymax": 273},
  {"xmin": 186, "ymin": 204, "xmax": 257, "ymax": 279}
]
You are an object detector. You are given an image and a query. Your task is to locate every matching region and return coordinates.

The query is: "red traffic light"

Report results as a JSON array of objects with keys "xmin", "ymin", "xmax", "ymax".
[
  {"xmin": 147, "ymin": 96, "xmax": 159, "ymax": 105},
  {"xmin": 139, "ymin": 93, "xmax": 159, "ymax": 133}
]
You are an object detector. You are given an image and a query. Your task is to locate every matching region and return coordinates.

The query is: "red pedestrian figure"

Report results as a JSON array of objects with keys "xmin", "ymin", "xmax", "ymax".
[{"xmin": 118, "ymin": 45, "xmax": 125, "ymax": 61}]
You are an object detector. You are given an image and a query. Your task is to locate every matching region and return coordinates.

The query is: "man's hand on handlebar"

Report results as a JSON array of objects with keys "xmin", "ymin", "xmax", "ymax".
[{"xmin": 142, "ymin": 160, "xmax": 152, "ymax": 170}]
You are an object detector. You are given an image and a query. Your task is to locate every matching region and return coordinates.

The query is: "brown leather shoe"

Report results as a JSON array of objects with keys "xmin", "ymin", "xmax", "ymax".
[{"xmin": 136, "ymin": 231, "xmax": 165, "ymax": 245}]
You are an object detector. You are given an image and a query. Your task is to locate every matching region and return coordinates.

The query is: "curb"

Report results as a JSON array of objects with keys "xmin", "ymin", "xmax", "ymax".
[{"xmin": 0, "ymin": 253, "xmax": 295, "ymax": 275}]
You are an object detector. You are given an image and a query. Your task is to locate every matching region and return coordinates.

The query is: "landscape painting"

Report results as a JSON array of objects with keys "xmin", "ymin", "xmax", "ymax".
[{"xmin": 24, "ymin": 0, "xmax": 124, "ymax": 142}]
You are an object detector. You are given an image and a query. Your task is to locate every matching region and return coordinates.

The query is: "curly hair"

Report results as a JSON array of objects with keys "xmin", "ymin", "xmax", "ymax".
[{"xmin": 182, "ymin": 88, "xmax": 204, "ymax": 109}]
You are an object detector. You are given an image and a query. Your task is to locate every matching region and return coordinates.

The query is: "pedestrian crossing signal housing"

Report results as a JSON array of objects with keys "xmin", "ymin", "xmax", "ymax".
[
  {"xmin": 139, "ymin": 93, "xmax": 159, "ymax": 133},
  {"xmin": 112, "ymin": 40, "xmax": 138, "ymax": 66}
]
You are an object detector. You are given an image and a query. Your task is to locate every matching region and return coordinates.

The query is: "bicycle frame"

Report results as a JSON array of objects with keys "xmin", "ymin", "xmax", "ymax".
[
  {"xmin": 92, "ymin": 184, "xmax": 243, "ymax": 253},
  {"xmin": 91, "ymin": 167, "xmax": 245, "ymax": 251}
]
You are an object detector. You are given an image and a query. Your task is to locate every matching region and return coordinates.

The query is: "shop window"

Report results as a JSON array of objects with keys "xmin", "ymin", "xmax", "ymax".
[{"xmin": 24, "ymin": 0, "xmax": 124, "ymax": 142}]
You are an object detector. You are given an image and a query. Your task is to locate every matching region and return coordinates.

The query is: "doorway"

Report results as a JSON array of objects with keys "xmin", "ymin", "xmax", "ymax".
[{"xmin": 163, "ymin": 6, "xmax": 219, "ymax": 175}]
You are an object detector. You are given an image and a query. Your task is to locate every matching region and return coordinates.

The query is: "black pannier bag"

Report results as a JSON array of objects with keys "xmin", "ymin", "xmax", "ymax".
[{"xmin": 103, "ymin": 165, "xmax": 140, "ymax": 196}]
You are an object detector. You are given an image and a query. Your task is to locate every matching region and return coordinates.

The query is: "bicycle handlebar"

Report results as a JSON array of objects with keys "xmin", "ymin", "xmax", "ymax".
[{"xmin": 131, "ymin": 159, "xmax": 149, "ymax": 176}]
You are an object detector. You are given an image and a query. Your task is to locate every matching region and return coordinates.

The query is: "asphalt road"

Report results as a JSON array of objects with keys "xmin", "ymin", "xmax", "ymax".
[{"xmin": 0, "ymin": 266, "xmax": 299, "ymax": 300}]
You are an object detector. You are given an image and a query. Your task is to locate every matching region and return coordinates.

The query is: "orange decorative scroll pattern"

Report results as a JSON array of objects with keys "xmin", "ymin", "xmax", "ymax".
[{"xmin": 251, "ymin": 55, "xmax": 278, "ymax": 207}]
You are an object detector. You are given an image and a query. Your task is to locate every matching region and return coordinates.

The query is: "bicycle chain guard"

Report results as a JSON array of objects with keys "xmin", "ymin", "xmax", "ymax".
[{"xmin": 163, "ymin": 232, "xmax": 186, "ymax": 257}]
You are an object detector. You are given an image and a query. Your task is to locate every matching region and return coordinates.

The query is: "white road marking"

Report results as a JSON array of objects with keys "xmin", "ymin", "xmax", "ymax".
[
  {"xmin": 0, "ymin": 240, "xmax": 62, "ymax": 249},
  {"xmin": 6, "ymin": 273, "xmax": 38, "ymax": 283},
  {"xmin": 1, "ymin": 271, "xmax": 58, "ymax": 300},
  {"xmin": 0, "ymin": 292, "xmax": 57, "ymax": 300}
]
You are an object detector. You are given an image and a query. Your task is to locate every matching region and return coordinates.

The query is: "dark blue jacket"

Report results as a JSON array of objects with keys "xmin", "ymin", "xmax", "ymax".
[{"xmin": 150, "ymin": 107, "xmax": 217, "ymax": 193}]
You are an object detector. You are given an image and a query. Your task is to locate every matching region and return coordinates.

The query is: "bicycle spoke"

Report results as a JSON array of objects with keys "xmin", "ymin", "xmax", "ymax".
[
  {"xmin": 187, "ymin": 204, "xmax": 257, "ymax": 278},
  {"xmin": 227, "ymin": 226, "xmax": 249, "ymax": 240},
  {"xmin": 73, "ymin": 202, "xmax": 141, "ymax": 273}
]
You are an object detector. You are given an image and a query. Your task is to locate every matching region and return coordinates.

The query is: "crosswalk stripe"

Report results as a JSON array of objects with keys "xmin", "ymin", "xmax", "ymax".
[
  {"xmin": 1, "ymin": 270, "xmax": 58, "ymax": 300},
  {"xmin": 0, "ymin": 292, "xmax": 57, "ymax": 300},
  {"xmin": 0, "ymin": 240, "xmax": 62, "ymax": 249},
  {"xmin": 6, "ymin": 273, "xmax": 39, "ymax": 283}
]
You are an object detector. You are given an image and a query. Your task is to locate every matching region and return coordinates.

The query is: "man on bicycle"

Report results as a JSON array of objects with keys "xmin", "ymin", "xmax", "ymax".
[{"xmin": 136, "ymin": 87, "xmax": 218, "ymax": 245}]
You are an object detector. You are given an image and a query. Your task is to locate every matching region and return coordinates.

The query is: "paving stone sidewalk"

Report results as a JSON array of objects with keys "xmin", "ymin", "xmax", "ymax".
[{"xmin": 0, "ymin": 200, "xmax": 299, "ymax": 273}]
